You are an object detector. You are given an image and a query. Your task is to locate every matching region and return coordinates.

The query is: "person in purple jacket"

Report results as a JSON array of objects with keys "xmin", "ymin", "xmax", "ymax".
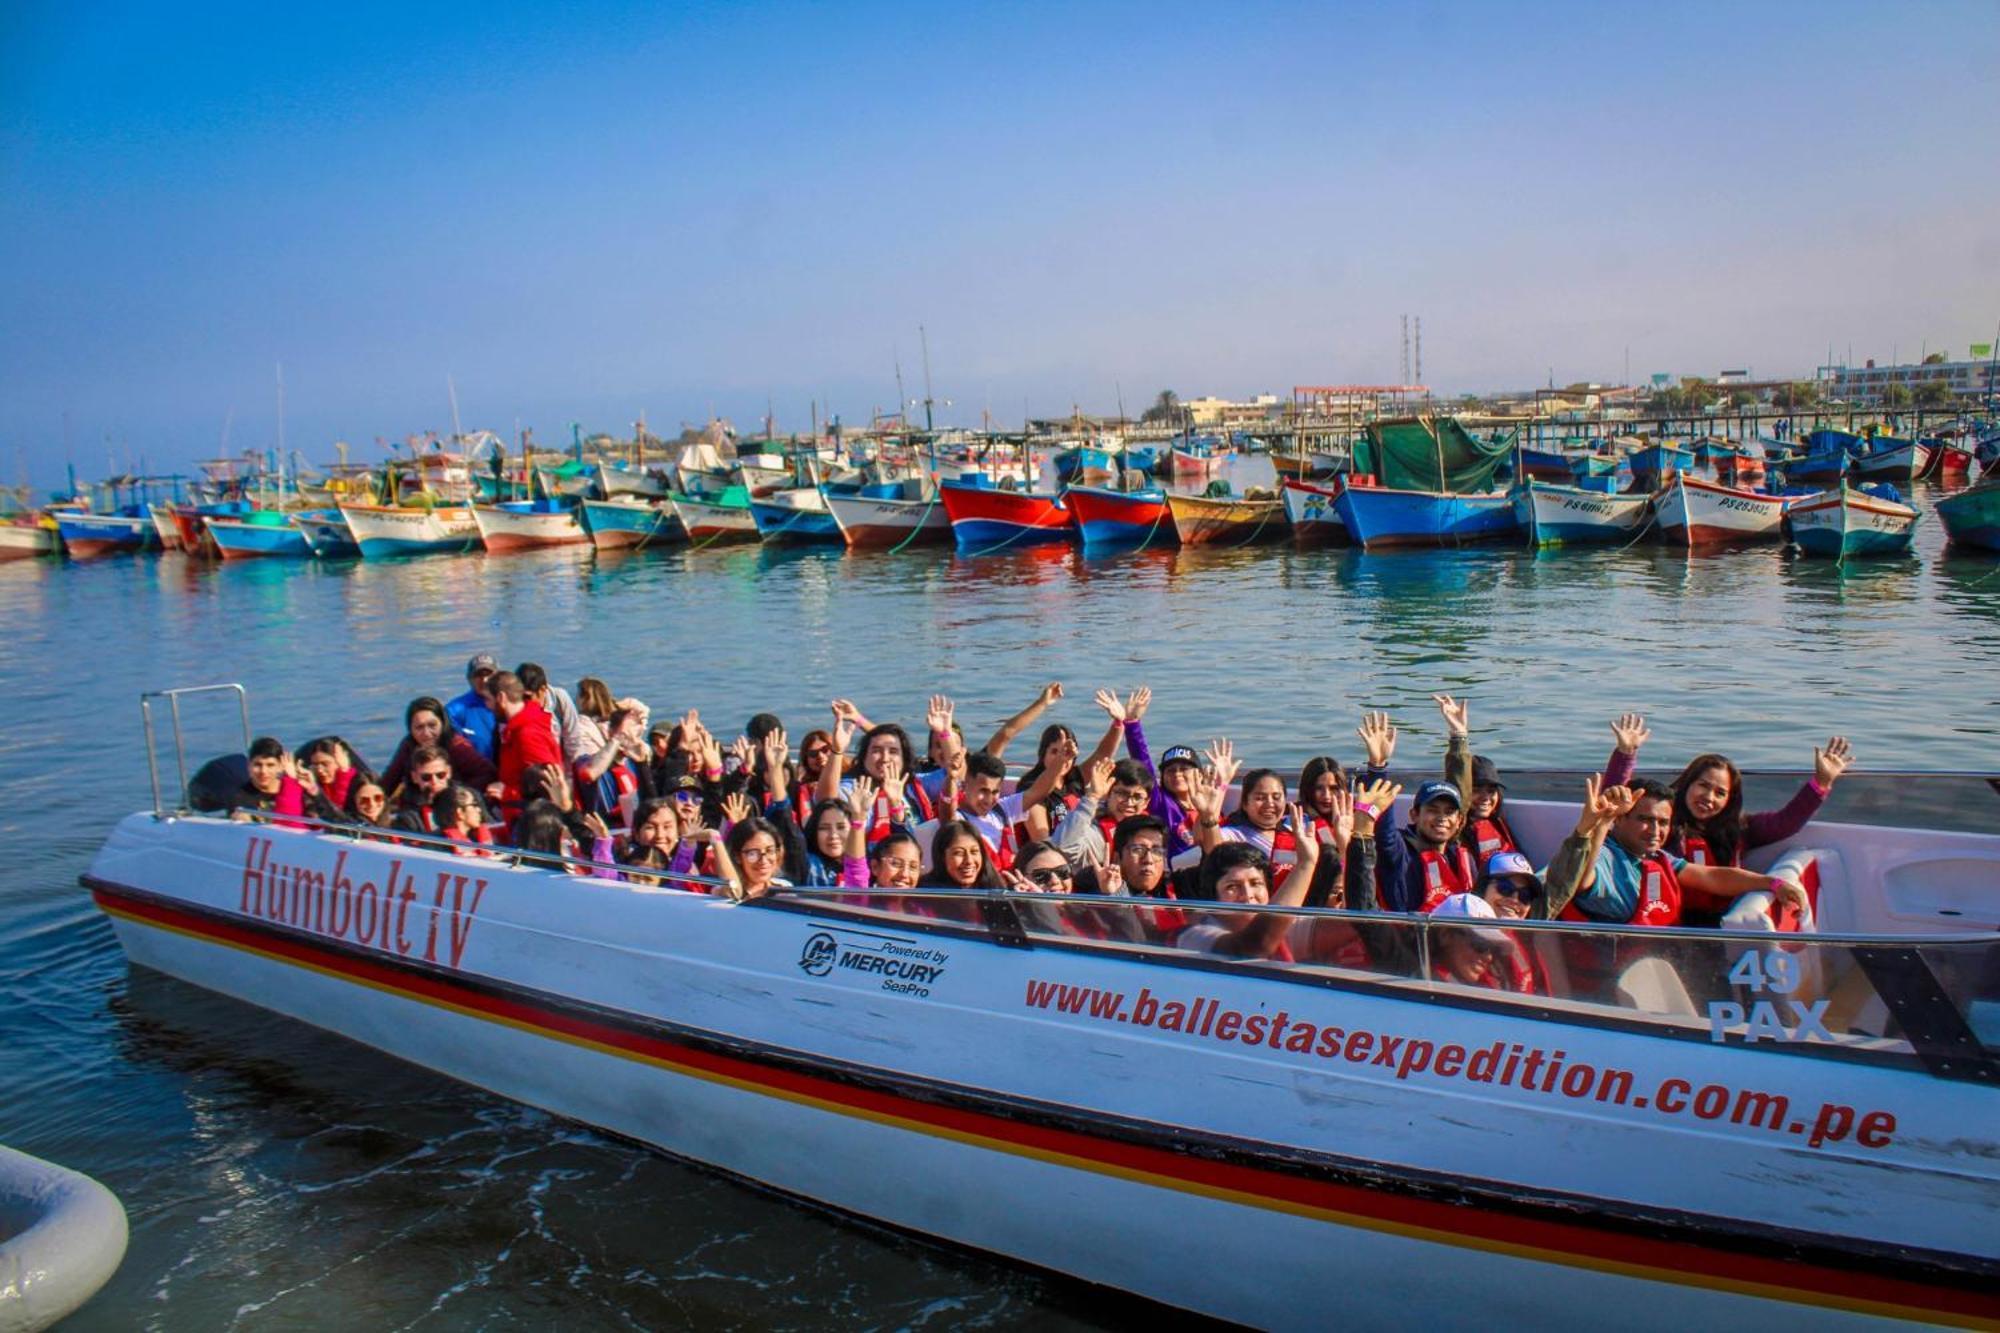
[
  {"xmin": 1600, "ymin": 712, "xmax": 1854, "ymax": 923},
  {"xmin": 1099, "ymin": 686, "xmax": 1200, "ymax": 859}
]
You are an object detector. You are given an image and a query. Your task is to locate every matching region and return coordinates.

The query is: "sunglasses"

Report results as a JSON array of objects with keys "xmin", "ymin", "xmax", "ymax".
[
  {"xmin": 357, "ymin": 793, "xmax": 386, "ymax": 806},
  {"xmin": 1025, "ymin": 865, "xmax": 1072, "ymax": 887},
  {"xmin": 1488, "ymin": 879, "xmax": 1540, "ymax": 903}
]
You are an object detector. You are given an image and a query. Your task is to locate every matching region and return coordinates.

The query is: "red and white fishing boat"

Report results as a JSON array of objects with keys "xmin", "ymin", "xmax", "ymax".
[
  {"xmin": 471, "ymin": 502, "xmax": 590, "ymax": 552},
  {"xmin": 939, "ymin": 479, "xmax": 1073, "ymax": 551},
  {"xmin": 823, "ymin": 481, "xmax": 952, "ymax": 550},
  {"xmin": 668, "ymin": 492, "xmax": 759, "ymax": 544},
  {"xmin": 83, "ymin": 697, "xmax": 2000, "ymax": 1331},
  {"xmin": 1651, "ymin": 474, "xmax": 1789, "ymax": 548}
]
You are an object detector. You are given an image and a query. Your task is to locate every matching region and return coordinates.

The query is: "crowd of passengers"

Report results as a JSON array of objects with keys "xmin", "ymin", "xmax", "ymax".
[{"xmin": 228, "ymin": 653, "xmax": 1856, "ymax": 995}]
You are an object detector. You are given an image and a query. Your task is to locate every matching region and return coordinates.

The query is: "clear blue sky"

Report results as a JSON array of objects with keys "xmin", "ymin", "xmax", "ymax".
[{"xmin": 3, "ymin": 1, "xmax": 1996, "ymax": 482}]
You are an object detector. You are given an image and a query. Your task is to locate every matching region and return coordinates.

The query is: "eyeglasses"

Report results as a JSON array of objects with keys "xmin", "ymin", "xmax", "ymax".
[
  {"xmin": 1488, "ymin": 880, "xmax": 1540, "ymax": 903},
  {"xmin": 357, "ymin": 793, "xmax": 386, "ymax": 807},
  {"xmin": 1123, "ymin": 844, "xmax": 1166, "ymax": 861},
  {"xmin": 740, "ymin": 845, "xmax": 781, "ymax": 862},
  {"xmin": 802, "ymin": 745, "xmax": 832, "ymax": 757},
  {"xmin": 1025, "ymin": 865, "xmax": 1072, "ymax": 887},
  {"xmin": 672, "ymin": 790, "xmax": 702, "ymax": 801},
  {"xmin": 873, "ymin": 857, "xmax": 920, "ymax": 876}
]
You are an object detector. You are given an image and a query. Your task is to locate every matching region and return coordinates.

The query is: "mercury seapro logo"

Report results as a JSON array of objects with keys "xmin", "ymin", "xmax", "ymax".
[
  {"xmin": 798, "ymin": 924, "xmax": 948, "ymax": 997},
  {"xmin": 238, "ymin": 835, "xmax": 488, "ymax": 967}
]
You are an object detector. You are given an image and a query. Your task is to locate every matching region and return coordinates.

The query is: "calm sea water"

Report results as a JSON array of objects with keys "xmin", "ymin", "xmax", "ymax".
[{"xmin": 4, "ymin": 469, "xmax": 1999, "ymax": 1329}]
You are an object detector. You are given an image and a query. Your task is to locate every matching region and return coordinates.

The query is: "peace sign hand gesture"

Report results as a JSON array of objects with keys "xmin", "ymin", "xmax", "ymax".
[{"xmin": 1433, "ymin": 695, "xmax": 1469, "ymax": 739}]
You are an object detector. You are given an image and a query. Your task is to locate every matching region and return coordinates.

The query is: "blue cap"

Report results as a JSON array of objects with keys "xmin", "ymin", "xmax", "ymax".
[
  {"xmin": 1412, "ymin": 780, "xmax": 1463, "ymax": 811},
  {"xmin": 1484, "ymin": 850, "xmax": 1536, "ymax": 880}
]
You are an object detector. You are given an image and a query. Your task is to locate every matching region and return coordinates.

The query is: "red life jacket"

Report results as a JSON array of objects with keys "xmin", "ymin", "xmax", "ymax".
[
  {"xmin": 863, "ymin": 779, "xmax": 936, "ymax": 842},
  {"xmin": 968, "ymin": 815, "xmax": 1018, "ymax": 873},
  {"xmin": 1467, "ymin": 814, "xmax": 1517, "ymax": 858},
  {"xmin": 1501, "ymin": 936, "xmax": 1546, "ymax": 995},
  {"xmin": 1416, "ymin": 843, "xmax": 1476, "ymax": 912},
  {"xmin": 1559, "ymin": 853, "xmax": 1682, "ymax": 927}
]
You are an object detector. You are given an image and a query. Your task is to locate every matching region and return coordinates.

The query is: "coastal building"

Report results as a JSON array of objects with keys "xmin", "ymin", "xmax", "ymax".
[
  {"xmin": 1182, "ymin": 394, "xmax": 1283, "ymax": 429},
  {"xmin": 1818, "ymin": 355, "xmax": 1999, "ymax": 404}
]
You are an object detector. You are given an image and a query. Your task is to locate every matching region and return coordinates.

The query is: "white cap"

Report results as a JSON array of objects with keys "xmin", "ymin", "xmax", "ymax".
[{"xmin": 1429, "ymin": 892, "xmax": 1510, "ymax": 945}]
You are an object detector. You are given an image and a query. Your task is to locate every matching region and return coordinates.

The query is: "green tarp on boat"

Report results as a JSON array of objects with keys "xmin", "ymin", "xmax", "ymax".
[{"xmin": 1353, "ymin": 417, "xmax": 1516, "ymax": 494}]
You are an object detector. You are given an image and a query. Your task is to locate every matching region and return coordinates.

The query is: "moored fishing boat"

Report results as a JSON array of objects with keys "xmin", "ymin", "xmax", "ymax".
[
  {"xmin": 1784, "ymin": 482, "xmax": 1918, "ymax": 559},
  {"xmin": 1334, "ymin": 484, "xmax": 1518, "ymax": 550},
  {"xmin": 748, "ymin": 487, "xmax": 844, "ymax": 545},
  {"xmin": 0, "ymin": 514, "xmax": 57, "ymax": 560},
  {"xmin": 595, "ymin": 461, "xmax": 669, "ymax": 501},
  {"xmin": 472, "ymin": 500, "xmax": 590, "ymax": 552},
  {"xmin": 55, "ymin": 511, "xmax": 156, "ymax": 559},
  {"xmin": 1064, "ymin": 484, "xmax": 1174, "ymax": 548},
  {"xmin": 206, "ymin": 510, "xmax": 315, "ymax": 560},
  {"xmin": 823, "ymin": 481, "xmax": 951, "ymax": 550},
  {"xmin": 1051, "ymin": 443, "xmax": 1118, "ymax": 487},
  {"xmin": 1269, "ymin": 446, "xmax": 1347, "ymax": 482},
  {"xmin": 1937, "ymin": 477, "xmax": 2000, "ymax": 552},
  {"xmin": 1849, "ymin": 436, "xmax": 1924, "ymax": 482},
  {"xmin": 668, "ymin": 486, "xmax": 759, "ymax": 544},
  {"xmin": 580, "ymin": 497, "xmax": 685, "ymax": 550},
  {"xmin": 1512, "ymin": 480, "xmax": 1651, "ymax": 547},
  {"xmin": 81, "ymin": 712, "xmax": 2000, "ymax": 1331},
  {"xmin": 1164, "ymin": 442, "xmax": 1225, "ymax": 482},
  {"xmin": 339, "ymin": 504, "xmax": 481, "ymax": 559},
  {"xmin": 1628, "ymin": 441, "xmax": 1696, "ymax": 490},
  {"xmin": 1279, "ymin": 479, "xmax": 1348, "ymax": 547},
  {"xmin": 1165, "ymin": 488, "xmax": 1287, "ymax": 546},
  {"xmin": 939, "ymin": 478, "xmax": 1073, "ymax": 551},
  {"xmin": 147, "ymin": 503, "xmax": 185, "ymax": 551},
  {"xmin": 1651, "ymin": 474, "xmax": 1788, "ymax": 549},
  {"xmin": 291, "ymin": 509, "xmax": 360, "ymax": 559}
]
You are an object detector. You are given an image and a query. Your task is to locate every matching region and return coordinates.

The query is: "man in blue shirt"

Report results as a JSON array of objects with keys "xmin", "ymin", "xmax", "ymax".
[
  {"xmin": 1561, "ymin": 778, "xmax": 1804, "ymax": 925},
  {"xmin": 446, "ymin": 653, "xmax": 500, "ymax": 762}
]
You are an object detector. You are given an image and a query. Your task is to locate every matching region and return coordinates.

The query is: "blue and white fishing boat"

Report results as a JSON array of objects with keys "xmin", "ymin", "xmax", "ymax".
[
  {"xmin": 1279, "ymin": 479, "xmax": 1348, "ymax": 547},
  {"xmin": 1784, "ymin": 482, "xmax": 1918, "ymax": 559},
  {"xmin": 1064, "ymin": 483, "xmax": 1174, "ymax": 548},
  {"xmin": 1512, "ymin": 480, "xmax": 1651, "ymax": 547},
  {"xmin": 1627, "ymin": 442, "xmax": 1696, "ymax": 490},
  {"xmin": 54, "ymin": 510, "xmax": 157, "ymax": 559},
  {"xmin": 1052, "ymin": 442, "xmax": 1118, "ymax": 487},
  {"xmin": 206, "ymin": 510, "xmax": 314, "ymax": 560},
  {"xmin": 1849, "ymin": 436, "xmax": 1926, "ymax": 482},
  {"xmin": 580, "ymin": 497, "xmax": 685, "ymax": 550},
  {"xmin": 1334, "ymin": 484, "xmax": 1519, "ymax": 550},
  {"xmin": 338, "ymin": 504, "xmax": 481, "ymax": 559},
  {"xmin": 749, "ymin": 487, "xmax": 844, "ymax": 545},
  {"xmin": 291, "ymin": 509, "xmax": 360, "ymax": 559}
]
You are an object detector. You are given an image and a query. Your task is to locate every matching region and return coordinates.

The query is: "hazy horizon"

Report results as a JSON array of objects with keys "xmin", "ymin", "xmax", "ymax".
[{"xmin": 4, "ymin": 1, "xmax": 1997, "ymax": 485}]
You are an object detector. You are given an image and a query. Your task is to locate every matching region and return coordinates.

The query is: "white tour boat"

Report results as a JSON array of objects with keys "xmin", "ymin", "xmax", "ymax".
[{"xmin": 84, "ymin": 689, "xmax": 2000, "ymax": 1329}]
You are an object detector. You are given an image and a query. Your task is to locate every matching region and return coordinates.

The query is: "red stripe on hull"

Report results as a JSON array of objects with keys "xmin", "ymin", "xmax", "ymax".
[
  {"xmin": 86, "ymin": 879, "xmax": 2000, "ymax": 1328},
  {"xmin": 481, "ymin": 532, "xmax": 590, "ymax": 552},
  {"xmin": 840, "ymin": 524, "xmax": 949, "ymax": 549}
]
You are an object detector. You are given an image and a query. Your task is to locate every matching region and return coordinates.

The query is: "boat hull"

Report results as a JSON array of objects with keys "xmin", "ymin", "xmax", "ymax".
[
  {"xmin": 147, "ymin": 503, "xmax": 185, "ymax": 551},
  {"xmin": 1651, "ymin": 476, "xmax": 1788, "ymax": 548},
  {"xmin": 597, "ymin": 463, "xmax": 669, "ymax": 500},
  {"xmin": 1063, "ymin": 485, "xmax": 1174, "ymax": 548},
  {"xmin": 668, "ymin": 496, "xmax": 759, "ymax": 544},
  {"xmin": 822, "ymin": 492, "xmax": 952, "ymax": 549},
  {"xmin": 1849, "ymin": 441, "xmax": 1922, "ymax": 482},
  {"xmin": 1786, "ymin": 485, "xmax": 1918, "ymax": 559},
  {"xmin": 1937, "ymin": 480, "xmax": 2000, "ymax": 552},
  {"xmin": 206, "ymin": 517, "xmax": 314, "ymax": 560},
  {"xmin": 749, "ymin": 493, "xmax": 844, "ymax": 545},
  {"xmin": 1165, "ymin": 493, "xmax": 1287, "ymax": 546},
  {"xmin": 55, "ymin": 514, "xmax": 155, "ymax": 559},
  {"xmin": 1280, "ymin": 480, "xmax": 1348, "ymax": 547},
  {"xmin": 82, "ymin": 813, "xmax": 2000, "ymax": 1331},
  {"xmin": 0, "ymin": 522, "xmax": 56, "ymax": 559},
  {"xmin": 940, "ymin": 484, "xmax": 1073, "ymax": 551},
  {"xmin": 1333, "ymin": 486, "xmax": 1520, "ymax": 550},
  {"xmin": 292, "ymin": 511, "xmax": 359, "ymax": 559},
  {"xmin": 339, "ymin": 506, "xmax": 480, "ymax": 559},
  {"xmin": 472, "ymin": 505, "xmax": 590, "ymax": 552},
  {"xmin": 580, "ymin": 498, "xmax": 684, "ymax": 550},
  {"xmin": 1514, "ymin": 481, "xmax": 1651, "ymax": 547}
]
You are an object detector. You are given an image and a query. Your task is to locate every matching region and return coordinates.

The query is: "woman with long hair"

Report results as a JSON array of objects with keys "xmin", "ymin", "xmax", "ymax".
[{"xmin": 381, "ymin": 696, "xmax": 498, "ymax": 794}]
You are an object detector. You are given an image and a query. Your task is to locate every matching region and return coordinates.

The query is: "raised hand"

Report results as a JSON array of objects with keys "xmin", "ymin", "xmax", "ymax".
[
  {"xmin": 1099, "ymin": 858, "xmax": 1125, "ymax": 896},
  {"xmin": 1433, "ymin": 694, "xmax": 1470, "ymax": 739},
  {"xmin": 847, "ymin": 774, "xmax": 878, "ymax": 822},
  {"xmin": 580, "ymin": 811, "xmax": 611, "ymax": 841},
  {"xmin": 762, "ymin": 727, "xmax": 789, "ymax": 770},
  {"xmin": 1001, "ymin": 867, "xmax": 1040, "ymax": 894},
  {"xmin": 925, "ymin": 694, "xmax": 955, "ymax": 735},
  {"xmin": 682, "ymin": 805, "xmax": 707, "ymax": 839},
  {"xmin": 1092, "ymin": 688, "xmax": 1127, "ymax": 723},
  {"xmin": 1813, "ymin": 736, "xmax": 1853, "ymax": 788},
  {"xmin": 1575, "ymin": 774, "xmax": 1637, "ymax": 835},
  {"xmin": 879, "ymin": 755, "xmax": 908, "ymax": 814},
  {"xmin": 1037, "ymin": 682, "xmax": 1064, "ymax": 708},
  {"xmin": 830, "ymin": 698, "xmax": 864, "ymax": 726},
  {"xmin": 1188, "ymin": 766, "xmax": 1227, "ymax": 824},
  {"xmin": 1327, "ymin": 786, "xmax": 1356, "ymax": 854},
  {"xmin": 1049, "ymin": 734, "xmax": 1080, "ymax": 782},
  {"xmin": 1357, "ymin": 711, "xmax": 1398, "ymax": 768},
  {"xmin": 1287, "ymin": 803, "xmax": 1319, "ymax": 865},
  {"xmin": 1125, "ymin": 685, "xmax": 1152, "ymax": 721},
  {"xmin": 720, "ymin": 791, "xmax": 752, "ymax": 825},
  {"xmin": 831, "ymin": 714, "xmax": 856, "ymax": 754},
  {"xmin": 1084, "ymin": 756, "xmax": 1115, "ymax": 802},
  {"xmin": 728, "ymin": 735, "xmax": 754, "ymax": 769},
  {"xmin": 1610, "ymin": 712, "xmax": 1651, "ymax": 755},
  {"xmin": 700, "ymin": 731, "xmax": 724, "ymax": 774},
  {"xmin": 1351, "ymin": 778, "xmax": 1403, "ymax": 834},
  {"xmin": 1202, "ymin": 738, "xmax": 1240, "ymax": 791}
]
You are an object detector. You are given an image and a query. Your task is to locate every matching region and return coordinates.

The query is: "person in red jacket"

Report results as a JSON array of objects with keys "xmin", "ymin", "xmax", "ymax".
[{"xmin": 489, "ymin": 671, "xmax": 562, "ymax": 824}]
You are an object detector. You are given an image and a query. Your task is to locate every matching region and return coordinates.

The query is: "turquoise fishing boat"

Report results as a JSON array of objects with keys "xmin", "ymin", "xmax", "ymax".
[
  {"xmin": 1937, "ymin": 478, "xmax": 2000, "ymax": 552},
  {"xmin": 1784, "ymin": 482, "xmax": 1918, "ymax": 559}
]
